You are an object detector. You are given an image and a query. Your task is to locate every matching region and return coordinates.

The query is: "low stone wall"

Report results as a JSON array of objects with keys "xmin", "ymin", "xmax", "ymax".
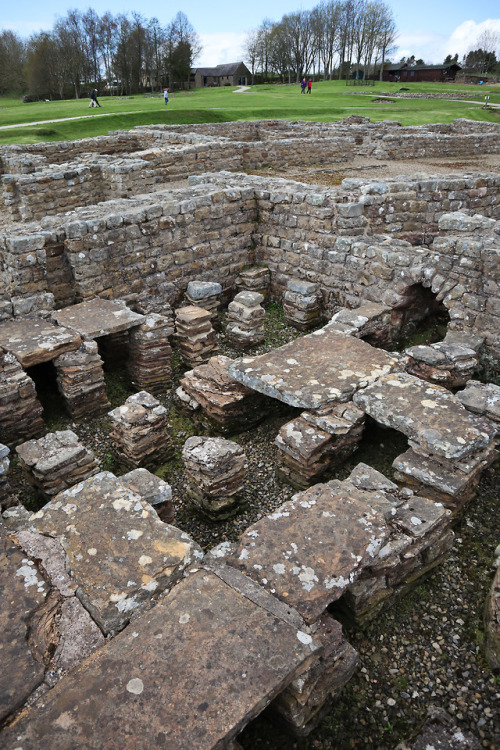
[{"xmin": 1, "ymin": 169, "xmax": 499, "ymax": 360}]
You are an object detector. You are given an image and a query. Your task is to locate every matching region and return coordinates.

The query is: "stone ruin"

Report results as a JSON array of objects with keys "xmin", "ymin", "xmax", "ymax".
[{"xmin": 0, "ymin": 117, "xmax": 500, "ymax": 748}]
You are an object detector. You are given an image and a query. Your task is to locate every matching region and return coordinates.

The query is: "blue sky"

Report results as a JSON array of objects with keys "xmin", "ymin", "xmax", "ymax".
[{"xmin": 1, "ymin": 0, "xmax": 499, "ymax": 66}]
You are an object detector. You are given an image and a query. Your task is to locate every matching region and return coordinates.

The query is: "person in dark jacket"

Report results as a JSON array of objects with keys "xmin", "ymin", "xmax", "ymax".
[{"xmin": 89, "ymin": 89, "xmax": 101, "ymax": 108}]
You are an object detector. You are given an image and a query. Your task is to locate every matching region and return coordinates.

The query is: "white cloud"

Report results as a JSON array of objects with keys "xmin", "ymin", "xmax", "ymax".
[
  {"xmin": 196, "ymin": 32, "xmax": 247, "ymax": 67},
  {"xmin": 395, "ymin": 18, "xmax": 500, "ymax": 64}
]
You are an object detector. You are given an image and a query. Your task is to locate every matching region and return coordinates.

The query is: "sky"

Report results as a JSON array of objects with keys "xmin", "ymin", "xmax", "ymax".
[{"xmin": 1, "ymin": 0, "xmax": 499, "ymax": 67}]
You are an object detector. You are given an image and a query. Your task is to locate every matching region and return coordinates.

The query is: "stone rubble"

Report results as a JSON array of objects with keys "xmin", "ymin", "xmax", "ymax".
[
  {"xmin": 177, "ymin": 355, "xmax": 268, "ymax": 434},
  {"xmin": 226, "ymin": 291, "xmax": 266, "ymax": 349},
  {"xmin": 53, "ymin": 340, "xmax": 110, "ymax": 420},
  {"xmin": 127, "ymin": 313, "xmax": 174, "ymax": 395},
  {"xmin": 182, "ymin": 436, "xmax": 247, "ymax": 519},
  {"xmin": 396, "ymin": 707, "xmax": 481, "ymax": 750},
  {"xmin": 15, "ymin": 430, "xmax": 100, "ymax": 499},
  {"xmin": 174, "ymin": 305, "xmax": 217, "ymax": 366},
  {"xmin": 108, "ymin": 391, "xmax": 172, "ymax": 471},
  {"xmin": 283, "ymin": 278, "xmax": 322, "ymax": 331},
  {"xmin": 236, "ymin": 266, "xmax": 271, "ymax": 301},
  {"xmin": 275, "ymin": 401, "xmax": 365, "ymax": 488}
]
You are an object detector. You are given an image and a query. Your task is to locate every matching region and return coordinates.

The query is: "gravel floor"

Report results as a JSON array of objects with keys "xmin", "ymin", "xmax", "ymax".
[{"xmin": 6, "ymin": 307, "xmax": 500, "ymax": 750}]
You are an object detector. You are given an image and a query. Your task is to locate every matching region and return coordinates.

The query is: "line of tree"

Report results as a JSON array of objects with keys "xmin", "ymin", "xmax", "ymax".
[
  {"xmin": 0, "ymin": 10, "xmax": 201, "ymax": 99},
  {"xmin": 244, "ymin": 0, "xmax": 397, "ymax": 84}
]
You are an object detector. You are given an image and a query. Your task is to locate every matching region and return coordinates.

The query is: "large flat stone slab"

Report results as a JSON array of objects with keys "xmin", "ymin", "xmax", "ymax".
[
  {"xmin": 353, "ymin": 372, "xmax": 496, "ymax": 460},
  {"xmin": 228, "ymin": 327, "xmax": 399, "ymax": 409},
  {"xmin": 0, "ymin": 318, "xmax": 81, "ymax": 367},
  {"xmin": 29, "ymin": 471, "xmax": 202, "ymax": 634},
  {"xmin": 227, "ymin": 480, "xmax": 389, "ymax": 624},
  {"xmin": 1, "ymin": 570, "xmax": 322, "ymax": 750},
  {"xmin": 54, "ymin": 298, "xmax": 144, "ymax": 339},
  {"xmin": 0, "ymin": 528, "xmax": 47, "ymax": 723}
]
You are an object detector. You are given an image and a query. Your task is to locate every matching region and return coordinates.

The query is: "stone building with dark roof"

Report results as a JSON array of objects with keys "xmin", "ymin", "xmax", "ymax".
[{"xmin": 190, "ymin": 62, "xmax": 251, "ymax": 88}]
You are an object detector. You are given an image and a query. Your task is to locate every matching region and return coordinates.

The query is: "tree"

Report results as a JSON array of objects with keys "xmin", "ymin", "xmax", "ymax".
[
  {"xmin": 464, "ymin": 48, "xmax": 497, "ymax": 74},
  {"xmin": 164, "ymin": 12, "xmax": 201, "ymax": 89},
  {"xmin": 0, "ymin": 31, "xmax": 26, "ymax": 94},
  {"xmin": 443, "ymin": 53, "xmax": 459, "ymax": 65},
  {"xmin": 243, "ymin": 29, "xmax": 260, "ymax": 85}
]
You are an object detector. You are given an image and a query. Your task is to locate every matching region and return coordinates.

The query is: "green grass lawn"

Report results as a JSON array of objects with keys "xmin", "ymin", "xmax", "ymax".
[{"xmin": 0, "ymin": 80, "xmax": 499, "ymax": 145}]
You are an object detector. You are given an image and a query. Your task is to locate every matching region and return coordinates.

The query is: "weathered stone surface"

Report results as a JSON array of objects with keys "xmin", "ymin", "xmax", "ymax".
[
  {"xmin": 0, "ymin": 317, "xmax": 81, "ymax": 368},
  {"xmin": 29, "ymin": 471, "xmax": 202, "ymax": 634},
  {"xmin": 0, "ymin": 442, "xmax": 11, "ymax": 507},
  {"xmin": 484, "ymin": 558, "xmax": 500, "ymax": 671},
  {"xmin": 182, "ymin": 436, "xmax": 247, "ymax": 519},
  {"xmin": 229, "ymin": 327, "xmax": 400, "ymax": 409},
  {"xmin": 397, "ymin": 707, "xmax": 481, "ymax": 749},
  {"xmin": 0, "ymin": 569, "xmax": 323, "ymax": 750},
  {"xmin": 404, "ymin": 340, "xmax": 478, "ymax": 389},
  {"xmin": 353, "ymin": 372, "xmax": 496, "ymax": 460},
  {"xmin": 457, "ymin": 380, "xmax": 500, "ymax": 423},
  {"xmin": 228, "ymin": 480, "xmax": 389, "ymax": 624},
  {"xmin": 16, "ymin": 430, "xmax": 100, "ymax": 498},
  {"xmin": 108, "ymin": 391, "xmax": 172, "ymax": 470},
  {"xmin": 178, "ymin": 355, "xmax": 267, "ymax": 433},
  {"xmin": 0, "ymin": 528, "xmax": 47, "ymax": 723},
  {"xmin": 119, "ymin": 468, "xmax": 175, "ymax": 523},
  {"xmin": 54, "ymin": 298, "xmax": 144, "ymax": 339}
]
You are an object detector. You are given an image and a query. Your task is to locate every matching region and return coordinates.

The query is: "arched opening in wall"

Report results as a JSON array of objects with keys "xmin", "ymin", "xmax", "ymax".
[
  {"xmin": 26, "ymin": 361, "xmax": 68, "ymax": 426},
  {"xmin": 392, "ymin": 283, "xmax": 450, "ymax": 350}
]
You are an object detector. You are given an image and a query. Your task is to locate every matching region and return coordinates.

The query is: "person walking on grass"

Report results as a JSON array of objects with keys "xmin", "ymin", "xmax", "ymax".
[
  {"xmin": 89, "ymin": 89, "xmax": 101, "ymax": 108},
  {"xmin": 307, "ymin": 79, "xmax": 312, "ymax": 94},
  {"xmin": 163, "ymin": 88, "xmax": 169, "ymax": 105},
  {"xmin": 300, "ymin": 78, "xmax": 306, "ymax": 93}
]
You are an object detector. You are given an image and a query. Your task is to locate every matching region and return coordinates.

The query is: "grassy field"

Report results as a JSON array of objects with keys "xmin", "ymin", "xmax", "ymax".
[{"xmin": 0, "ymin": 79, "xmax": 499, "ymax": 145}]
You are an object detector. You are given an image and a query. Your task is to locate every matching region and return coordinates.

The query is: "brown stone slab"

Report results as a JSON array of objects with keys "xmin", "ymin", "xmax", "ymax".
[
  {"xmin": 227, "ymin": 480, "xmax": 389, "ymax": 624},
  {"xmin": 353, "ymin": 372, "xmax": 497, "ymax": 460},
  {"xmin": 228, "ymin": 327, "xmax": 399, "ymax": 409},
  {"xmin": 29, "ymin": 471, "xmax": 202, "ymax": 634},
  {"xmin": 0, "ymin": 318, "xmax": 81, "ymax": 367},
  {"xmin": 54, "ymin": 298, "xmax": 144, "ymax": 339},
  {"xmin": 0, "ymin": 528, "xmax": 47, "ymax": 723},
  {"xmin": 1, "ymin": 570, "xmax": 322, "ymax": 750}
]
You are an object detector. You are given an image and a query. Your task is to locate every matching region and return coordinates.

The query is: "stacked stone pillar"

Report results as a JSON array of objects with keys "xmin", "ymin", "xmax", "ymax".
[
  {"xmin": 226, "ymin": 292, "xmax": 265, "ymax": 348},
  {"xmin": 184, "ymin": 281, "xmax": 222, "ymax": 328},
  {"xmin": 128, "ymin": 314, "xmax": 173, "ymax": 395},
  {"xmin": 283, "ymin": 279, "xmax": 322, "ymax": 331},
  {"xmin": 108, "ymin": 391, "xmax": 172, "ymax": 470},
  {"xmin": 53, "ymin": 340, "xmax": 110, "ymax": 420},
  {"xmin": 275, "ymin": 402, "xmax": 365, "ymax": 488},
  {"xmin": 182, "ymin": 436, "xmax": 247, "ymax": 519},
  {"xmin": 0, "ymin": 346, "xmax": 44, "ymax": 446},
  {"xmin": 236, "ymin": 266, "xmax": 271, "ymax": 302},
  {"xmin": 16, "ymin": 430, "xmax": 100, "ymax": 498},
  {"xmin": 175, "ymin": 306, "xmax": 217, "ymax": 366}
]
